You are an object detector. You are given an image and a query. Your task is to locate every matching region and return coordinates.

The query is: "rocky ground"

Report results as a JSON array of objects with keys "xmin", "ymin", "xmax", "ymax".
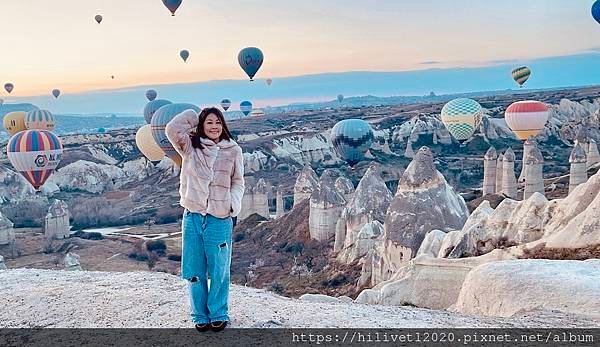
[{"xmin": 0, "ymin": 268, "xmax": 597, "ymax": 328}]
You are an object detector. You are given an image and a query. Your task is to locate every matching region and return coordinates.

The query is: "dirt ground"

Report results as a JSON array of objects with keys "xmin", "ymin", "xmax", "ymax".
[{"xmin": 0, "ymin": 224, "xmax": 184, "ymax": 275}]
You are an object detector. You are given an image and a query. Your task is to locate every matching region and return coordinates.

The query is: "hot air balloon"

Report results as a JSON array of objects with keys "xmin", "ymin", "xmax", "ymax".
[
  {"xmin": 0, "ymin": 99, "xmax": 4, "ymax": 105},
  {"xmin": 7, "ymin": 129, "xmax": 63, "ymax": 191},
  {"xmin": 238, "ymin": 47, "xmax": 263, "ymax": 81},
  {"xmin": 146, "ymin": 89, "xmax": 157, "ymax": 101},
  {"xmin": 221, "ymin": 99, "xmax": 231, "ymax": 111},
  {"xmin": 143, "ymin": 99, "xmax": 172, "ymax": 124},
  {"xmin": 592, "ymin": 0, "xmax": 600, "ymax": 24},
  {"xmin": 180, "ymin": 50, "xmax": 189, "ymax": 62},
  {"xmin": 3, "ymin": 111, "xmax": 27, "ymax": 136},
  {"xmin": 98, "ymin": 127, "xmax": 106, "ymax": 133},
  {"xmin": 337, "ymin": 94, "xmax": 344, "ymax": 103},
  {"xmin": 331, "ymin": 119, "xmax": 374, "ymax": 165},
  {"xmin": 110, "ymin": 75, "xmax": 115, "ymax": 80},
  {"xmin": 162, "ymin": 0, "xmax": 182, "ymax": 16},
  {"xmin": 240, "ymin": 101, "xmax": 252, "ymax": 116},
  {"xmin": 95, "ymin": 14, "xmax": 103, "ymax": 24},
  {"xmin": 25, "ymin": 109, "xmax": 56, "ymax": 131},
  {"xmin": 511, "ymin": 66, "xmax": 531, "ymax": 87},
  {"xmin": 250, "ymin": 109, "xmax": 265, "ymax": 117},
  {"xmin": 504, "ymin": 100, "xmax": 549, "ymax": 140},
  {"xmin": 151, "ymin": 103, "xmax": 200, "ymax": 165},
  {"xmin": 5, "ymin": 83, "xmax": 14, "ymax": 94},
  {"xmin": 52, "ymin": 89, "xmax": 60, "ymax": 98},
  {"xmin": 440, "ymin": 98, "xmax": 482, "ymax": 142},
  {"xmin": 266, "ymin": 78, "xmax": 272, "ymax": 86},
  {"xmin": 136, "ymin": 124, "xmax": 164, "ymax": 161}
]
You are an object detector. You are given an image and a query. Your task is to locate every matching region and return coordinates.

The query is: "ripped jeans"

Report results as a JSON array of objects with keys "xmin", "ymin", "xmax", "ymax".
[{"xmin": 181, "ymin": 210, "xmax": 233, "ymax": 324}]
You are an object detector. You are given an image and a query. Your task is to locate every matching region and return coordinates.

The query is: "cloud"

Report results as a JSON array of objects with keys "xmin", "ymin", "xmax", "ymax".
[{"xmin": 420, "ymin": 61, "xmax": 441, "ymax": 65}]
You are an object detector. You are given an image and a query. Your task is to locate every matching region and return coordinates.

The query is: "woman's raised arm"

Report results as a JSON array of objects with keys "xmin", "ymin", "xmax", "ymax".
[{"xmin": 165, "ymin": 109, "xmax": 199, "ymax": 157}]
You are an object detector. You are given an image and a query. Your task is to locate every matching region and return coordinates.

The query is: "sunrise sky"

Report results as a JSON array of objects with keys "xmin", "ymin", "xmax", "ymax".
[{"xmin": 0, "ymin": 0, "xmax": 599, "ymax": 98}]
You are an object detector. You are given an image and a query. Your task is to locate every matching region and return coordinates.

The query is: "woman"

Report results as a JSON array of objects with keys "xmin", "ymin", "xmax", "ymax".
[{"xmin": 165, "ymin": 107, "xmax": 244, "ymax": 332}]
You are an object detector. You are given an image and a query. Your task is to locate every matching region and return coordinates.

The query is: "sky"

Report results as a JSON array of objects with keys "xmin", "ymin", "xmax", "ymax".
[{"xmin": 0, "ymin": 0, "xmax": 599, "ymax": 101}]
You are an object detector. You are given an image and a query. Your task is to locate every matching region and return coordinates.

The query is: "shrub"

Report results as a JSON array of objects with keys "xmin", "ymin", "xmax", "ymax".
[
  {"xmin": 146, "ymin": 240, "xmax": 167, "ymax": 256},
  {"xmin": 320, "ymin": 273, "xmax": 348, "ymax": 287},
  {"xmin": 146, "ymin": 251, "xmax": 159, "ymax": 270},
  {"xmin": 135, "ymin": 253, "xmax": 149, "ymax": 262},
  {"xmin": 284, "ymin": 242, "xmax": 304, "ymax": 255},
  {"xmin": 233, "ymin": 232, "xmax": 246, "ymax": 242},
  {"xmin": 270, "ymin": 281, "xmax": 284, "ymax": 295},
  {"xmin": 167, "ymin": 254, "xmax": 181, "ymax": 262}
]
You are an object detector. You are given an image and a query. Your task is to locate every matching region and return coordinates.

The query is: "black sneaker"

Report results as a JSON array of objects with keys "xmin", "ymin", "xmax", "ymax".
[
  {"xmin": 195, "ymin": 323, "xmax": 211, "ymax": 332},
  {"xmin": 210, "ymin": 320, "xmax": 228, "ymax": 332}
]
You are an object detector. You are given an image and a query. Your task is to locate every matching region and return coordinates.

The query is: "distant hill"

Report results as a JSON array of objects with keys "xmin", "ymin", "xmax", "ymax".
[{"xmin": 4, "ymin": 52, "xmax": 600, "ymax": 114}]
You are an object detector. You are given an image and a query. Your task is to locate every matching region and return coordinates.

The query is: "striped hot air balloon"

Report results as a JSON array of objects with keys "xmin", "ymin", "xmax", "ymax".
[
  {"xmin": 25, "ymin": 109, "xmax": 55, "ymax": 131},
  {"xmin": 441, "ymin": 98, "xmax": 482, "ymax": 142},
  {"xmin": 504, "ymin": 100, "xmax": 549, "ymax": 140},
  {"xmin": 151, "ymin": 103, "xmax": 200, "ymax": 165},
  {"xmin": 143, "ymin": 99, "xmax": 172, "ymax": 124},
  {"xmin": 7, "ymin": 129, "xmax": 63, "ymax": 191},
  {"xmin": 240, "ymin": 101, "xmax": 252, "ymax": 116},
  {"xmin": 331, "ymin": 119, "xmax": 374, "ymax": 165},
  {"xmin": 221, "ymin": 99, "xmax": 231, "ymax": 111},
  {"xmin": 3, "ymin": 111, "xmax": 27, "ymax": 136},
  {"xmin": 511, "ymin": 66, "xmax": 531, "ymax": 87}
]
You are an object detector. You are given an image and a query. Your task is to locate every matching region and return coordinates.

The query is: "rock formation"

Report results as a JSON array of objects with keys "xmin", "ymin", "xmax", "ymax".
[
  {"xmin": 523, "ymin": 142, "xmax": 544, "ymax": 199},
  {"xmin": 518, "ymin": 138, "xmax": 536, "ymax": 182},
  {"xmin": 404, "ymin": 139, "xmax": 414, "ymax": 158},
  {"xmin": 334, "ymin": 163, "xmax": 392, "ymax": 255},
  {"xmin": 0, "ymin": 255, "xmax": 6, "ymax": 270},
  {"xmin": 495, "ymin": 154, "xmax": 504, "ymax": 193},
  {"xmin": 275, "ymin": 187, "xmax": 285, "ymax": 219},
  {"xmin": 44, "ymin": 200, "xmax": 70, "ymax": 240},
  {"xmin": 337, "ymin": 221, "xmax": 385, "ymax": 265},
  {"xmin": 309, "ymin": 170, "xmax": 346, "ymax": 241},
  {"xmin": 371, "ymin": 146, "xmax": 469, "ymax": 284},
  {"xmin": 587, "ymin": 139, "xmax": 600, "ymax": 168},
  {"xmin": 0, "ymin": 210, "xmax": 15, "ymax": 246},
  {"xmin": 239, "ymin": 178, "xmax": 270, "ymax": 220},
  {"xmin": 569, "ymin": 142, "xmax": 587, "ymax": 194},
  {"xmin": 392, "ymin": 113, "xmax": 452, "ymax": 146},
  {"xmin": 501, "ymin": 148, "xmax": 517, "ymax": 199},
  {"xmin": 416, "ymin": 230, "xmax": 446, "ymax": 258},
  {"xmin": 293, "ymin": 166, "xmax": 318, "ymax": 206},
  {"xmin": 334, "ymin": 177, "xmax": 355, "ymax": 202},
  {"xmin": 63, "ymin": 253, "xmax": 82, "ymax": 271},
  {"xmin": 482, "ymin": 147, "xmax": 497, "ymax": 196}
]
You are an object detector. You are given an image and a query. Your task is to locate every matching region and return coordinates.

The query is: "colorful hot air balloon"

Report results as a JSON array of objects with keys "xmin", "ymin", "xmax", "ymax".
[
  {"xmin": 146, "ymin": 89, "xmax": 157, "ymax": 101},
  {"xmin": 7, "ymin": 129, "xmax": 63, "ymax": 191},
  {"xmin": 240, "ymin": 101, "xmax": 253, "ymax": 116},
  {"xmin": 151, "ymin": 103, "xmax": 200, "ymax": 165},
  {"xmin": 266, "ymin": 78, "xmax": 272, "ymax": 86},
  {"xmin": 4, "ymin": 83, "xmax": 14, "ymax": 94},
  {"xmin": 592, "ymin": 0, "xmax": 600, "ymax": 24},
  {"xmin": 25, "ymin": 109, "xmax": 56, "ymax": 131},
  {"xmin": 143, "ymin": 99, "xmax": 172, "ymax": 124},
  {"xmin": 3, "ymin": 111, "xmax": 27, "ymax": 136},
  {"xmin": 337, "ymin": 94, "xmax": 344, "ymax": 103},
  {"xmin": 180, "ymin": 50, "xmax": 189, "ymax": 62},
  {"xmin": 504, "ymin": 100, "xmax": 549, "ymax": 140},
  {"xmin": 440, "ymin": 98, "xmax": 482, "ymax": 142},
  {"xmin": 221, "ymin": 99, "xmax": 231, "ymax": 111},
  {"xmin": 95, "ymin": 14, "xmax": 103, "ymax": 24},
  {"xmin": 162, "ymin": 0, "xmax": 182, "ymax": 16},
  {"xmin": 238, "ymin": 47, "xmax": 263, "ymax": 81},
  {"xmin": 511, "ymin": 66, "xmax": 531, "ymax": 87},
  {"xmin": 52, "ymin": 89, "xmax": 60, "ymax": 98},
  {"xmin": 331, "ymin": 119, "xmax": 374, "ymax": 165},
  {"xmin": 136, "ymin": 124, "xmax": 164, "ymax": 161}
]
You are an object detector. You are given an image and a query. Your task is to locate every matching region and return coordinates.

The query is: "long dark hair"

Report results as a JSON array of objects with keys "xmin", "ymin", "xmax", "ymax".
[{"xmin": 191, "ymin": 107, "xmax": 234, "ymax": 149}]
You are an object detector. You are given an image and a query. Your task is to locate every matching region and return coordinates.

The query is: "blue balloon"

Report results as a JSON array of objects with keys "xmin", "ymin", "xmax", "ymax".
[
  {"xmin": 180, "ymin": 50, "xmax": 189, "ymax": 62},
  {"xmin": 162, "ymin": 0, "xmax": 182, "ymax": 16},
  {"xmin": 98, "ymin": 128, "xmax": 106, "ymax": 133},
  {"xmin": 146, "ymin": 89, "xmax": 157, "ymax": 101},
  {"xmin": 143, "ymin": 99, "xmax": 172, "ymax": 124},
  {"xmin": 240, "ymin": 100, "xmax": 253, "ymax": 116},
  {"xmin": 331, "ymin": 119, "xmax": 374, "ymax": 165},
  {"xmin": 593, "ymin": 0, "xmax": 600, "ymax": 24},
  {"xmin": 238, "ymin": 47, "xmax": 263, "ymax": 81},
  {"xmin": 221, "ymin": 99, "xmax": 231, "ymax": 111}
]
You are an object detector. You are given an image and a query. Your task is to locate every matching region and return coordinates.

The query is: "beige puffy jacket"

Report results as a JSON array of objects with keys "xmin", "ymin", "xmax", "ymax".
[{"xmin": 165, "ymin": 109, "xmax": 245, "ymax": 218}]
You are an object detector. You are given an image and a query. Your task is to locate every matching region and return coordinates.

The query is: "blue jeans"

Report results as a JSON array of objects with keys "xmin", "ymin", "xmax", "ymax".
[{"xmin": 181, "ymin": 210, "xmax": 233, "ymax": 324}]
